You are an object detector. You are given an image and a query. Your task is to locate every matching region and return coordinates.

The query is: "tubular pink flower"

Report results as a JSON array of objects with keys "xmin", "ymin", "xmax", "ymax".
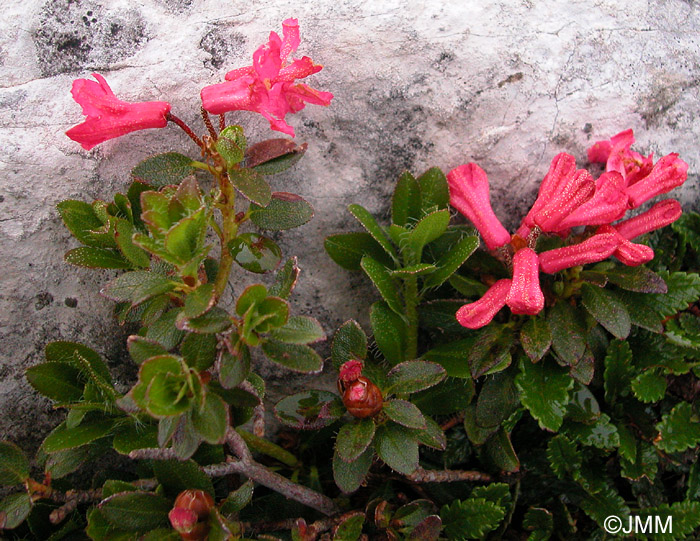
[
  {"xmin": 614, "ymin": 199, "xmax": 682, "ymax": 240},
  {"xmin": 200, "ymin": 18, "xmax": 333, "ymax": 136},
  {"xmin": 456, "ymin": 279, "xmax": 512, "ymax": 329},
  {"xmin": 539, "ymin": 231, "xmax": 620, "ymax": 274},
  {"xmin": 506, "ymin": 248, "xmax": 544, "ymax": 315},
  {"xmin": 625, "ymin": 153, "xmax": 688, "ymax": 208},
  {"xmin": 595, "ymin": 225, "xmax": 655, "ymax": 266},
  {"xmin": 557, "ymin": 171, "xmax": 629, "ymax": 229},
  {"xmin": 533, "ymin": 168, "xmax": 595, "ymax": 232},
  {"xmin": 447, "ymin": 163, "xmax": 511, "ymax": 250},
  {"xmin": 588, "ymin": 129, "xmax": 654, "ymax": 186},
  {"xmin": 521, "ymin": 153, "xmax": 577, "ymax": 231},
  {"xmin": 65, "ymin": 73, "xmax": 170, "ymax": 150}
]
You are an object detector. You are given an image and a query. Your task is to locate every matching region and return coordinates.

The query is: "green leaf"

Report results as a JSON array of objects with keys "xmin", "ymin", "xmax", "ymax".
[
  {"xmin": 270, "ymin": 316, "xmax": 325, "ymax": 344},
  {"xmin": 577, "ymin": 479, "xmax": 629, "ymax": 529},
  {"xmin": 421, "ymin": 338, "xmax": 474, "ymax": 379},
  {"xmin": 228, "ymin": 167, "xmax": 271, "ymax": 207},
  {"xmin": 523, "ymin": 507, "xmax": 554, "ymax": 541},
  {"xmin": 333, "ymin": 446, "xmax": 373, "ymax": 494},
  {"xmin": 566, "ymin": 383, "xmax": 600, "ymax": 423},
  {"xmin": 407, "ymin": 210, "xmax": 450, "ymax": 260},
  {"xmin": 101, "ymin": 271, "xmax": 175, "ymax": 306},
  {"xmin": 386, "ymin": 360, "xmax": 446, "ymax": 395},
  {"xmin": 146, "ymin": 309, "xmax": 185, "ymax": 349},
  {"xmin": 177, "ymin": 306, "xmax": 232, "ymax": 334},
  {"xmin": 131, "ymin": 152, "xmax": 195, "ymax": 186},
  {"xmin": 520, "ymin": 317, "xmax": 552, "ymax": 362},
  {"xmin": 440, "ymin": 498, "xmax": 506, "ymax": 540},
  {"xmin": 392, "ymin": 171, "xmax": 422, "ymax": 227},
  {"xmin": 370, "ymin": 301, "xmax": 407, "ymax": 365},
  {"xmin": 331, "ymin": 320, "xmax": 368, "ymax": 369},
  {"xmin": 655, "ymin": 401, "xmax": 700, "ymax": 453},
  {"xmin": 218, "ymin": 345, "xmax": 250, "ymax": 389},
  {"xmin": 220, "ymin": 479, "xmax": 254, "ymax": 516},
  {"xmin": 375, "ymin": 423, "xmax": 419, "ymax": 475},
  {"xmin": 360, "ymin": 256, "xmax": 403, "ymax": 316},
  {"xmin": 516, "ymin": 358, "xmax": 574, "ymax": 432},
  {"xmin": 191, "ymin": 391, "xmax": 229, "ymax": 444},
  {"xmin": 219, "ymin": 125, "xmax": 247, "ymax": 153},
  {"xmin": 614, "ymin": 290, "xmax": 664, "ymax": 333},
  {"xmin": 336, "ymin": 418, "xmax": 376, "ymax": 462},
  {"xmin": 412, "ymin": 378, "xmax": 474, "ymax": 416},
  {"xmin": 382, "ymin": 400, "xmax": 426, "ymax": 429},
  {"xmin": 229, "ymin": 233, "xmax": 281, "ymax": 274},
  {"xmin": 250, "ymin": 192, "xmax": 314, "ymax": 230},
  {"xmin": 325, "ymin": 232, "xmax": 394, "ymax": 271},
  {"xmin": 546, "ymin": 434, "xmax": 581, "ymax": 479},
  {"xmin": 112, "ymin": 424, "xmax": 158, "ymax": 455},
  {"xmin": 548, "ymin": 301, "xmax": 587, "ymax": 365},
  {"xmin": 449, "ymin": 274, "xmax": 489, "ymax": 297},
  {"xmin": 246, "ymin": 138, "xmax": 306, "ymax": 174},
  {"xmin": 348, "ymin": 204, "xmax": 397, "ymax": 259},
  {"xmin": 114, "ymin": 219, "xmax": 151, "ymax": 268},
  {"xmin": 275, "ymin": 390, "xmax": 344, "ymax": 430},
  {"xmin": 422, "ymin": 235, "xmax": 479, "ymax": 290},
  {"xmin": 269, "ymin": 257, "xmax": 299, "ymax": 299},
  {"xmin": 0, "ymin": 492, "xmax": 32, "ymax": 530},
  {"xmin": 603, "ymin": 266, "xmax": 667, "ymax": 293},
  {"xmin": 152, "ymin": 459, "xmax": 214, "ymax": 498},
  {"xmin": 639, "ymin": 501, "xmax": 700, "ymax": 541},
  {"xmin": 42, "ymin": 419, "xmax": 114, "ymax": 453},
  {"xmin": 26, "ymin": 362, "xmax": 83, "ymax": 402},
  {"xmin": 391, "ymin": 263, "xmax": 437, "ymax": 276},
  {"xmin": 563, "ymin": 413, "xmax": 619, "ymax": 449},
  {"xmin": 581, "ymin": 283, "xmax": 631, "ymax": 339},
  {"xmin": 647, "ymin": 271, "xmax": 700, "ymax": 318},
  {"xmin": 183, "ymin": 283, "xmax": 214, "ymax": 319},
  {"xmin": 64, "ymin": 246, "xmax": 131, "ymax": 269},
  {"xmin": 483, "ymin": 428, "xmax": 520, "ymax": 472},
  {"xmin": 180, "ymin": 333, "xmax": 218, "ymax": 371},
  {"xmin": 603, "ymin": 339, "xmax": 633, "ymax": 403},
  {"xmin": 468, "ymin": 325, "xmax": 514, "ymax": 378},
  {"xmin": 476, "ymin": 370, "xmax": 518, "ymax": 428},
  {"xmin": 216, "ymin": 135, "xmax": 245, "ymax": 168},
  {"xmin": 413, "ymin": 416, "xmax": 447, "ymax": 450},
  {"xmin": 164, "ymin": 208, "xmax": 207, "ymax": 263},
  {"xmin": 57, "ymin": 200, "xmax": 106, "ymax": 247},
  {"xmin": 620, "ymin": 439, "xmax": 658, "ymax": 481},
  {"xmin": 0, "ymin": 441, "xmax": 29, "ymax": 485},
  {"xmin": 417, "ymin": 167, "xmax": 449, "ymax": 212},
  {"xmin": 261, "ymin": 340, "xmax": 323, "ymax": 373},
  {"xmin": 333, "ymin": 511, "xmax": 365, "ymax": 541},
  {"xmin": 99, "ymin": 492, "xmax": 171, "ymax": 532},
  {"xmin": 631, "ymin": 369, "xmax": 667, "ymax": 403}
]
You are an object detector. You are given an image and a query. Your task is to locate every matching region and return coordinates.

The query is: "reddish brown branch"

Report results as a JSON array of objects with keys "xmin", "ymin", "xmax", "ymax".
[
  {"xmin": 167, "ymin": 112, "xmax": 204, "ymax": 150},
  {"xmin": 201, "ymin": 106, "xmax": 218, "ymax": 139},
  {"xmin": 407, "ymin": 466, "xmax": 492, "ymax": 483}
]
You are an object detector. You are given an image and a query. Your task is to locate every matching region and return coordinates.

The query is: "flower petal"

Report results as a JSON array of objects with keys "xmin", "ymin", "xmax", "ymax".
[{"xmin": 456, "ymin": 279, "xmax": 511, "ymax": 329}]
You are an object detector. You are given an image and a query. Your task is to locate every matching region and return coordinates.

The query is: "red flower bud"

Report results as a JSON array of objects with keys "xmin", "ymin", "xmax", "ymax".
[
  {"xmin": 339, "ymin": 360, "xmax": 363, "ymax": 383},
  {"xmin": 341, "ymin": 376, "xmax": 383, "ymax": 418},
  {"xmin": 539, "ymin": 231, "xmax": 620, "ymax": 274},
  {"xmin": 625, "ymin": 153, "xmax": 688, "ymax": 208},
  {"xmin": 614, "ymin": 199, "xmax": 682, "ymax": 241},
  {"xmin": 169, "ymin": 490, "xmax": 214, "ymax": 540}
]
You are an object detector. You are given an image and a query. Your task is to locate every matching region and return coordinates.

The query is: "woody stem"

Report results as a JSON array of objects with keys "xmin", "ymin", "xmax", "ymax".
[
  {"xmin": 166, "ymin": 112, "xmax": 204, "ymax": 150},
  {"xmin": 201, "ymin": 106, "xmax": 218, "ymax": 139},
  {"xmin": 212, "ymin": 171, "xmax": 237, "ymax": 303}
]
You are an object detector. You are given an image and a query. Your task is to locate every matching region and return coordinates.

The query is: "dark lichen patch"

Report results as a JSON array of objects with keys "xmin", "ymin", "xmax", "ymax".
[
  {"xmin": 199, "ymin": 26, "xmax": 246, "ymax": 70},
  {"xmin": 64, "ymin": 297, "xmax": 78, "ymax": 308},
  {"xmin": 432, "ymin": 51, "xmax": 455, "ymax": 73},
  {"xmin": 154, "ymin": 0, "xmax": 194, "ymax": 12},
  {"xmin": 32, "ymin": 1, "xmax": 148, "ymax": 77},
  {"xmin": 34, "ymin": 291, "xmax": 54, "ymax": 310},
  {"xmin": 497, "ymin": 72, "xmax": 523, "ymax": 88}
]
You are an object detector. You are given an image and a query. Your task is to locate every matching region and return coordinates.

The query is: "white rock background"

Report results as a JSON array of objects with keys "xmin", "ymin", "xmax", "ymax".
[{"xmin": 1, "ymin": 0, "xmax": 699, "ymax": 448}]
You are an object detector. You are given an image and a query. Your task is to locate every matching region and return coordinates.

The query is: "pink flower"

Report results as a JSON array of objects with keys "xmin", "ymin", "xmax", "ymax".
[
  {"xmin": 614, "ymin": 199, "xmax": 682, "ymax": 241},
  {"xmin": 447, "ymin": 163, "xmax": 511, "ymax": 250},
  {"xmin": 506, "ymin": 248, "xmax": 545, "ymax": 315},
  {"xmin": 539, "ymin": 230, "xmax": 620, "ymax": 274},
  {"xmin": 339, "ymin": 360, "xmax": 363, "ymax": 382},
  {"xmin": 588, "ymin": 129, "xmax": 654, "ymax": 186},
  {"xmin": 556, "ymin": 171, "xmax": 628, "ymax": 229},
  {"xmin": 200, "ymin": 18, "xmax": 333, "ymax": 136},
  {"xmin": 624, "ymin": 153, "xmax": 688, "ymax": 208},
  {"xmin": 456, "ymin": 279, "xmax": 512, "ymax": 329},
  {"xmin": 65, "ymin": 74, "xmax": 171, "ymax": 150}
]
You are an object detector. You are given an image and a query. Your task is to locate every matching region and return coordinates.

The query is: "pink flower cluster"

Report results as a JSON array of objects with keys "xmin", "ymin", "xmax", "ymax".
[
  {"xmin": 450, "ymin": 130, "xmax": 688, "ymax": 329},
  {"xmin": 66, "ymin": 19, "xmax": 332, "ymax": 148}
]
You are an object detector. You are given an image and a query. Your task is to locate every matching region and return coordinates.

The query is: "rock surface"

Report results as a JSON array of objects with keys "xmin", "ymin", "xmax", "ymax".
[{"xmin": 1, "ymin": 0, "xmax": 699, "ymax": 449}]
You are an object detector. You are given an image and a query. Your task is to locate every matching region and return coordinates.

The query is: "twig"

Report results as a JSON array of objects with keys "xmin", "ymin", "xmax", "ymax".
[
  {"xmin": 201, "ymin": 106, "xmax": 218, "ymax": 139},
  {"xmin": 253, "ymin": 403, "xmax": 266, "ymax": 438},
  {"xmin": 440, "ymin": 412, "xmax": 465, "ymax": 431},
  {"xmin": 167, "ymin": 112, "xmax": 204, "ymax": 150},
  {"xmin": 219, "ymin": 113, "xmax": 226, "ymax": 132},
  {"xmin": 49, "ymin": 488, "xmax": 102, "ymax": 524},
  {"xmin": 204, "ymin": 457, "xmax": 338, "ymax": 516},
  {"xmin": 226, "ymin": 426, "xmax": 252, "ymax": 462},
  {"xmin": 406, "ymin": 466, "xmax": 492, "ymax": 483}
]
